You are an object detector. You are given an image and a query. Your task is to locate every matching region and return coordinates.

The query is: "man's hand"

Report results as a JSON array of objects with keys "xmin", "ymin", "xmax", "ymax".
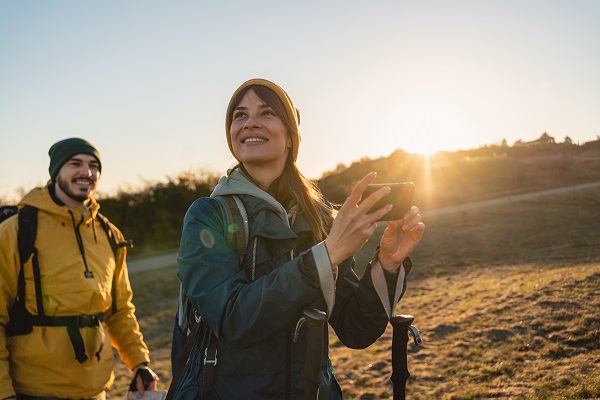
[{"xmin": 128, "ymin": 364, "xmax": 159, "ymax": 397}]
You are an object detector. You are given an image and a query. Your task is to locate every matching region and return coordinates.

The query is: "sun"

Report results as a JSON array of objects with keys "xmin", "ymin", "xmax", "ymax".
[{"xmin": 373, "ymin": 95, "xmax": 479, "ymax": 156}]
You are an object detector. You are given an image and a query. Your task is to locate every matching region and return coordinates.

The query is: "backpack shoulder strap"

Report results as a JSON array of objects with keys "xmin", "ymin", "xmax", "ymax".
[
  {"xmin": 96, "ymin": 212, "xmax": 133, "ymax": 314},
  {"xmin": 214, "ymin": 195, "xmax": 248, "ymax": 259},
  {"xmin": 17, "ymin": 206, "xmax": 38, "ymax": 310},
  {"xmin": 96, "ymin": 212, "xmax": 134, "ymax": 256},
  {"xmin": 168, "ymin": 195, "xmax": 249, "ymax": 399},
  {"xmin": 202, "ymin": 195, "xmax": 248, "ymax": 398},
  {"xmin": 6, "ymin": 206, "xmax": 38, "ymax": 336},
  {"xmin": 176, "ymin": 195, "xmax": 248, "ymax": 330},
  {"xmin": 17, "ymin": 206, "xmax": 38, "ymax": 266}
]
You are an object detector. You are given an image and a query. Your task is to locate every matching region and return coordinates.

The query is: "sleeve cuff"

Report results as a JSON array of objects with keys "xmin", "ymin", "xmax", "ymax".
[
  {"xmin": 370, "ymin": 249, "xmax": 406, "ymax": 320},
  {"xmin": 310, "ymin": 241, "xmax": 336, "ymax": 318}
]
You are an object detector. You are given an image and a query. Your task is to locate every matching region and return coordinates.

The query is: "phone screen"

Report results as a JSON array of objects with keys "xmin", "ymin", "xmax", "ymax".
[{"xmin": 361, "ymin": 182, "xmax": 415, "ymax": 221}]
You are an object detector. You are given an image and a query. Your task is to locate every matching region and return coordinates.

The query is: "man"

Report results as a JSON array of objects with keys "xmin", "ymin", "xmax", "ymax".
[{"xmin": 0, "ymin": 138, "xmax": 157, "ymax": 399}]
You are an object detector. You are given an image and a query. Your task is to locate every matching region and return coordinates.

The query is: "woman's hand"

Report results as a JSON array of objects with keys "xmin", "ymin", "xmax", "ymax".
[
  {"xmin": 378, "ymin": 206, "xmax": 425, "ymax": 272},
  {"xmin": 325, "ymin": 172, "xmax": 394, "ymax": 266}
]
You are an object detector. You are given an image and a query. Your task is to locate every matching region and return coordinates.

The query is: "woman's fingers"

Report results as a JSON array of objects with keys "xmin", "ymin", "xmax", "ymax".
[
  {"xmin": 360, "ymin": 187, "xmax": 393, "ymax": 219},
  {"xmin": 411, "ymin": 221, "xmax": 426, "ymax": 232},
  {"xmin": 342, "ymin": 172, "xmax": 377, "ymax": 209},
  {"xmin": 340, "ymin": 172, "xmax": 400, "ymax": 223},
  {"xmin": 401, "ymin": 206, "xmax": 422, "ymax": 231}
]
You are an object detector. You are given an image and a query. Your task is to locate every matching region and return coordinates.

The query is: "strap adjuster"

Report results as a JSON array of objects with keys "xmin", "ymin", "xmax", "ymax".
[
  {"xmin": 204, "ymin": 348, "xmax": 217, "ymax": 366},
  {"xmin": 77, "ymin": 314, "xmax": 100, "ymax": 327}
]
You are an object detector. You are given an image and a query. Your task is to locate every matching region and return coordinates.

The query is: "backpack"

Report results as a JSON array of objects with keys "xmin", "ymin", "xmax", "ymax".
[
  {"xmin": 168, "ymin": 195, "xmax": 249, "ymax": 399},
  {"xmin": 0, "ymin": 204, "xmax": 132, "ymax": 363}
]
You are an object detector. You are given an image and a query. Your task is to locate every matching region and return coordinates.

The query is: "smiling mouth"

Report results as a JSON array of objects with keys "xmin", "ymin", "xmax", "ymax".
[
  {"xmin": 243, "ymin": 137, "xmax": 267, "ymax": 144},
  {"xmin": 73, "ymin": 178, "xmax": 95, "ymax": 187}
]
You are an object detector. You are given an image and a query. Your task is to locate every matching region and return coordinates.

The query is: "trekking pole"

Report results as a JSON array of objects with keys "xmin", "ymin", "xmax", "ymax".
[
  {"xmin": 390, "ymin": 314, "xmax": 422, "ymax": 400},
  {"xmin": 301, "ymin": 308, "xmax": 327, "ymax": 400}
]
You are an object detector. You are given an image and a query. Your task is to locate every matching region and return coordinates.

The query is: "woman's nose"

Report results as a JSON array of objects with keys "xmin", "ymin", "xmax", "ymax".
[{"xmin": 244, "ymin": 114, "xmax": 260, "ymax": 129}]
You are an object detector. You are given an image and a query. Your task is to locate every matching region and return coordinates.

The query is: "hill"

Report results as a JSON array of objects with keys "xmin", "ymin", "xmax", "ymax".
[
  {"xmin": 318, "ymin": 138, "xmax": 600, "ymax": 212},
  {"xmin": 107, "ymin": 184, "xmax": 599, "ymax": 399}
]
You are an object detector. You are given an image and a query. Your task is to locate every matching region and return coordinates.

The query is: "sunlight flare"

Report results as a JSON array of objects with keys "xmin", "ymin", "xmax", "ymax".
[{"xmin": 374, "ymin": 95, "xmax": 482, "ymax": 156}]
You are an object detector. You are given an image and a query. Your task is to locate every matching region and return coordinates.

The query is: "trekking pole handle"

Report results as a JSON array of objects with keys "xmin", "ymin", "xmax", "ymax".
[{"xmin": 390, "ymin": 314, "xmax": 416, "ymax": 400}]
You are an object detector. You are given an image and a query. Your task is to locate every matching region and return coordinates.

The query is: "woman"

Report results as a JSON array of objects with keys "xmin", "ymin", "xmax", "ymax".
[{"xmin": 173, "ymin": 78, "xmax": 425, "ymax": 399}]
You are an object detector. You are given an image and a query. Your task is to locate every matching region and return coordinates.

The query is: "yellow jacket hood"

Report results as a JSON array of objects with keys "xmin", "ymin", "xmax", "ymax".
[{"xmin": 19, "ymin": 184, "xmax": 101, "ymax": 223}]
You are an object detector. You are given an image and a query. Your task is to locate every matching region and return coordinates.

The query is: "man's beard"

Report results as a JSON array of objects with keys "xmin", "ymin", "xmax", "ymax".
[{"xmin": 57, "ymin": 175, "xmax": 95, "ymax": 204}]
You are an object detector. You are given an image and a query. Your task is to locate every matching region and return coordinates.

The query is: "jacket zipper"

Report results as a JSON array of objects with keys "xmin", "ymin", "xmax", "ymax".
[{"xmin": 69, "ymin": 208, "xmax": 94, "ymax": 278}]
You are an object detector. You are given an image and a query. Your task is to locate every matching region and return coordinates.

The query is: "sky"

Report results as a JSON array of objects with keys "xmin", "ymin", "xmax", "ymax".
[{"xmin": 1, "ymin": 0, "xmax": 599, "ymax": 201}]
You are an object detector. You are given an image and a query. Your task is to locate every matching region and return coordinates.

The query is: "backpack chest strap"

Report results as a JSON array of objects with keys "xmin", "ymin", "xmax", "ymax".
[{"xmin": 30, "ymin": 313, "xmax": 104, "ymax": 363}]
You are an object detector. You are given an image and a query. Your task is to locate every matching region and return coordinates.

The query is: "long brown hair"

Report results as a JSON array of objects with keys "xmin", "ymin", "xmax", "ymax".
[{"xmin": 227, "ymin": 85, "xmax": 336, "ymax": 240}]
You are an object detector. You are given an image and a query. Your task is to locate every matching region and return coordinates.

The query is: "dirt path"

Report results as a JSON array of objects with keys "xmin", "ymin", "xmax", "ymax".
[
  {"xmin": 128, "ymin": 181, "xmax": 600, "ymax": 274},
  {"xmin": 128, "ymin": 251, "xmax": 179, "ymax": 274},
  {"xmin": 422, "ymin": 181, "xmax": 600, "ymax": 218}
]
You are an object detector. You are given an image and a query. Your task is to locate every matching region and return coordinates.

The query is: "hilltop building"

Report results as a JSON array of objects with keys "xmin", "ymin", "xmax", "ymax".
[{"xmin": 514, "ymin": 132, "xmax": 556, "ymax": 147}]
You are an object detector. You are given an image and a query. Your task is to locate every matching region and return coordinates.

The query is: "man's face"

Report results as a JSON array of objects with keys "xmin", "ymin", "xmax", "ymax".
[{"xmin": 55, "ymin": 154, "xmax": 101, "ymax": 206}]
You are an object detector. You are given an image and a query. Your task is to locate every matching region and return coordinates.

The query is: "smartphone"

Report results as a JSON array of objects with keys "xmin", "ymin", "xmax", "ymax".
[{"xmin": 361, "ymin": 182, "xmax": 415, "ymax": 221}]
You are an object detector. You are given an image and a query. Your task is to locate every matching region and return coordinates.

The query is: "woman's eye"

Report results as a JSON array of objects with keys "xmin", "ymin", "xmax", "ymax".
[
  {"xmin": 233, "ymin": 111, "xmax": 246, "ymax": 119},
  {"xmin": 262, "ymin": 109, "xmax": 276, "ymax": 117}
]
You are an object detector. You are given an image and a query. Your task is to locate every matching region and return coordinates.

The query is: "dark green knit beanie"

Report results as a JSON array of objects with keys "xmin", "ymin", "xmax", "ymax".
[{"xmin": 48, "ymin": 138, "xmax": 102, "ymax": 180}]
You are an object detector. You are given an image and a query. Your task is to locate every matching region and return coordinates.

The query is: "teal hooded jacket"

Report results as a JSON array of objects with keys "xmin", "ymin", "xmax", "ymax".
[{"xmin": 173, "ymin": 170, "xmax": 411, "ymax": 399}]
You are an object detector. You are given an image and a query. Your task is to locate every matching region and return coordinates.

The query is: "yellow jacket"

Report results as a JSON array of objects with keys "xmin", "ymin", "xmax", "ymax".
[{"xmin": 0, "ymin": 186, "xmax": 150, "ymax": 399}]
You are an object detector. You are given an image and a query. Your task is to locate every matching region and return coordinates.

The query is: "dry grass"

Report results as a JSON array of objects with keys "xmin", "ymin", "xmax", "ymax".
[
  {"xmin": 330, "ymin": 263, "xmax": 599, "ymax": 399},
  {"xmin": 108, "ymin": 186, "xmax": 600, "ymax": 399}
]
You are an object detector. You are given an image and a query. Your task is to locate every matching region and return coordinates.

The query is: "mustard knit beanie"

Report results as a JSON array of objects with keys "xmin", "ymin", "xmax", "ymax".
[{"xmin": 226, "ymin": 78, "xmax": 301, "ymax": 162}]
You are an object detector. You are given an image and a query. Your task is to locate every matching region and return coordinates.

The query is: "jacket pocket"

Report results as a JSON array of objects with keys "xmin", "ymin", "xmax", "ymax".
[{"xmin": 83, "ymin": 322, "xmax": 112, "ymax": 364}]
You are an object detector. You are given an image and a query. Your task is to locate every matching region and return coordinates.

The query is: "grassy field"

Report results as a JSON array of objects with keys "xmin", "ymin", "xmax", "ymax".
[{"xmin": 108, "ymin": 186, "xmax": 600, "ymax": 399}]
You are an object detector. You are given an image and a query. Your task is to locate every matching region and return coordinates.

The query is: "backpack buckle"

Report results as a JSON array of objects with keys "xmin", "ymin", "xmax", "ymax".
[
  {"xmin": 77, "ymin": 314, "xmax": 100, "ymax": 327},
  {"xmin": 204, "ymin": 348, "xmax": 218, "ymax": 366}
]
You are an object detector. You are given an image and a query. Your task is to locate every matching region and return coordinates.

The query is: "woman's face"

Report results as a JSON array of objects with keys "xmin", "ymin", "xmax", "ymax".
[{"xmin": 230, "ymin": 89, "xmax": 292, "ymax": 172}]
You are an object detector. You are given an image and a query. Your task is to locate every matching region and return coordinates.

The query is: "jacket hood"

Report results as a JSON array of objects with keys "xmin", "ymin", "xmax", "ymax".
[
  {"xmin": 211, "ymin": 169, "xmax": 289, "ymax": 226},
  {"xmin": 19, "ymin": 184, "xmax": 100, "ymax": 223}
]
